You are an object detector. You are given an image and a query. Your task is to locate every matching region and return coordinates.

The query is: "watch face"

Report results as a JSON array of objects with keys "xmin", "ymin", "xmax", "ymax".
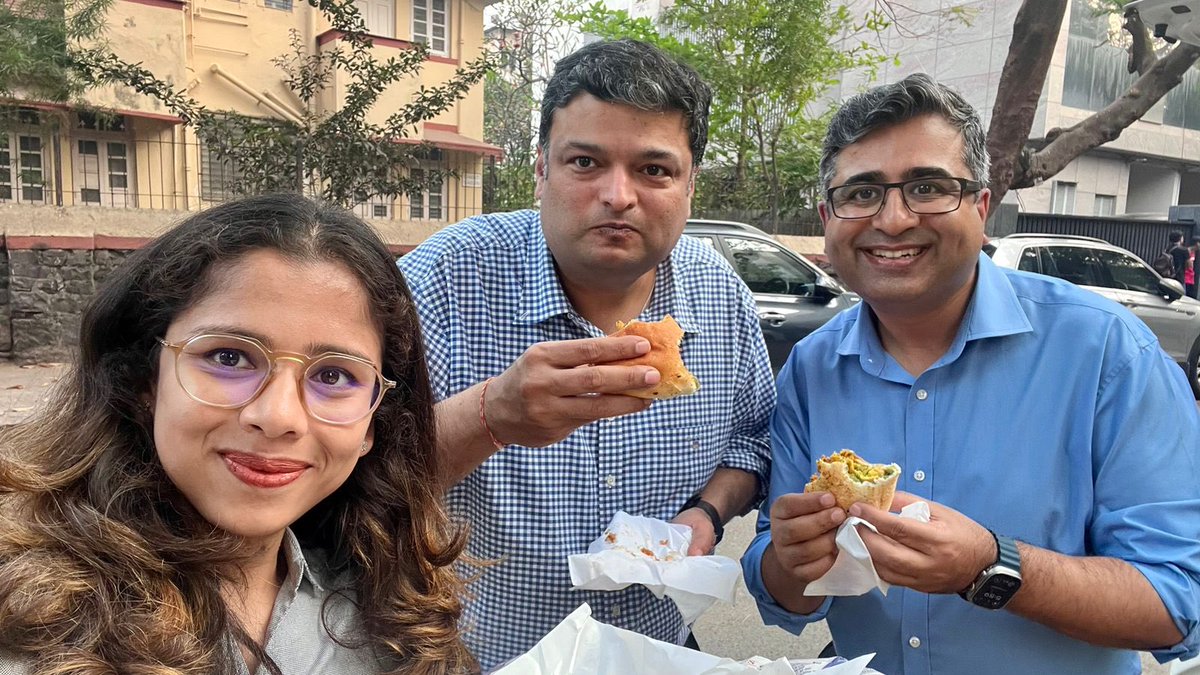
[{"xmin": 973, "ymin": 572, "xmax": 1022, "ymax": 610}]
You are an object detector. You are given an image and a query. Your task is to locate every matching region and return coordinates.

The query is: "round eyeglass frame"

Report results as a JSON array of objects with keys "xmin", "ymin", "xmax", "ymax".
[
  {"xmin": 825, "ymin": 177, "xmax": 984, "ymax": 219},
  {"xmin": 157, "ymin": 333, "xmax": 397, "ymax": 426}
]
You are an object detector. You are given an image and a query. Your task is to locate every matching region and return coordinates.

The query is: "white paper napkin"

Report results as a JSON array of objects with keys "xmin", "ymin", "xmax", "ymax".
[
  {"xmin": 568, "ymin": 511, "xmax": 741, "ymax": 623},
  {"xmin": 805, "ymin": 501, "xmax": 931, "ymax": 597},
  {"xmin": 491, "ymin": 603, "xmax": 808, "ymax": 675}
]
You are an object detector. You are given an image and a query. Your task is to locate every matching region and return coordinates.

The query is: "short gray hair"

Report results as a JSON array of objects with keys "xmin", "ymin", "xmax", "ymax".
[
  {"xmin": 819, "ymin": 73, "xmax": 990, "ymax": 190},
  {"xmin": 539, "ymin": 39, "xmax": 712, "ymax": 166}
]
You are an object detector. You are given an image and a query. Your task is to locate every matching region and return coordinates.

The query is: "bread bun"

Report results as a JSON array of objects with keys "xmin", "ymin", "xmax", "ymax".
[
  {"xmin": 803, "ymin": 449, "xmax": 900, "ymax": 511},
  {"xmin": 609, "ymin": 315, "xmax": 699, "ymax": 400}
]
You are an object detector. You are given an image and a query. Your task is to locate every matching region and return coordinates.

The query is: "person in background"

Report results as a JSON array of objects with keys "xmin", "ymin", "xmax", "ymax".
[
  {"xmin": 742, "ymin": 73, "xmax": 1200, "ymax": 674},
  {"xmin": 398, "ymin": 38, "xmax": 774, "ymax": 669},
  {"xmin": 0, "ymin": 194, "xmax": 473, "ymax": 674},
  {"xmin": 1169, "ymin": 230, "xmax": 1191, "ymax": 287},
  {"xmin": 1186, "ymin": 235, "xmax": 1198, "ymax": 299}
]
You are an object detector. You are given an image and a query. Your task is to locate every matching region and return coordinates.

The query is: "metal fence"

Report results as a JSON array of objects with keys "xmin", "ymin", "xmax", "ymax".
[
  {"xmin": 1, "ymin": 131, "xmax": 487, "ymax": 223},
  {"xmin": 1012, "ymin": 212, "xmax": 1199, "ymax": 268}
]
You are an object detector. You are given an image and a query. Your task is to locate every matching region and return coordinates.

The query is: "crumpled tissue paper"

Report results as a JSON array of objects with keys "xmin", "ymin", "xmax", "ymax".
[
  {"xmin": 491, "ymin": 603, "xmax": 880, "ymax": 675},
  {"xmin": 568, "ymin": 511, "xmax": 741, "ymax": 623},
  {"xmin": 805, "ymin": 501, "xmax": 931, "ymax": 597}
]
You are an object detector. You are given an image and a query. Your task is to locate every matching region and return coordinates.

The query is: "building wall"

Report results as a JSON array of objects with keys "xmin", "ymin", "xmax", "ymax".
[
  {"xmin": 4, "ymin": 0, "xmax": 494, "ymax": 224},
  {"xmin": 832, "ymin": 0, "xmax": 1200, "ymax": 218}
]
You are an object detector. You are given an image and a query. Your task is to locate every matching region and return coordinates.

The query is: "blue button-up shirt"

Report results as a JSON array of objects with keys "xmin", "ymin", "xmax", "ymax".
[
  {"xmin": 399, "ymin": 210, "xmax": 775, "ymax": 669},
  {"xmin": 743, "ymin": 254, "xmax": 1200, "ymax": 675}
]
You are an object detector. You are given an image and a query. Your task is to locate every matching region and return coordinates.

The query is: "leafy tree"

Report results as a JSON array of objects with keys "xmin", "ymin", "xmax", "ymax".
[
  {"xmin": 0, "ymin": 0, "xmax": 111, "ymax": 103},
  {"xmin": 72, "ymin": 0, "xmax": 494, "ymax": 206},
  {"xmin": 987, "ymin": 0, "xmax": 1200, "ymax": 209},
  {"xmin": 483, "ymin": 0, "xmax": 583, "ymax": 211},
  {"xmin": 570, "ymin": 0, "xmax": 891, "ymax": 231}
]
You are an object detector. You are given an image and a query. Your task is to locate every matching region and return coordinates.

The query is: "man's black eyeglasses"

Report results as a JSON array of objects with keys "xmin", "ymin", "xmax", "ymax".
[{"xmin": 826, "ymin": 177, "xmax": 984, "ymax": 219}]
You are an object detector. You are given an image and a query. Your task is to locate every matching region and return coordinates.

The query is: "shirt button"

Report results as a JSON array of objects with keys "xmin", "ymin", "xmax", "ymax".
[
  {"xmin": 913, "ymin": 470, "xmax": 926, "ymax": 482},
  {"xmin": 909, "ymin": 636, "xmax": 921, "ymax": 649},
  {"xmin": 611, "ymin": 606, "xmax": 621, "ymax": 617},
  {"xmin": 915, "ymin": 389, "xmax": 928, "ymax": 401},
  {"xmin": 690, "ymin": 440, "xmax": 700, "ymax": 450},
  {"xmin": 604, "ymin": 475, "xmax": 617, "ymax": 488}
]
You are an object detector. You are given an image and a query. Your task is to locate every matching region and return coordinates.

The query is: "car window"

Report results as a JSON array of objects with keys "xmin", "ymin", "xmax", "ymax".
[
  {"xmin": 724, "ymin": 236, "xmax": 818, "ymax": 296},
  {"xmin": 1017, "ymin": 247, "xmax": 1041, "ymax": 273},
  {"xmin": 1040, "ymin": 246, "xmax": 1104, "ymax": 287},
  {"xmin": 1094, "ymin": 249, "xmax": 1161, "ymax": 294},
  {"xmin": 691, "ymin": 235, "xmax": 718, "ymax": 250}
]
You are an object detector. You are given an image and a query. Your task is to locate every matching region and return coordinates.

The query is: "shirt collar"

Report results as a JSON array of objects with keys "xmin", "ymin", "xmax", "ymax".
[
  {"xmin": 279, "ymin": 527, "xmax": 325, "ymax": 594},
  {"xmin": 515, "ymin": 213, "xmax": 700, "ymax": 335},
  {"xmin": 837, "ymin": 252, "xmax": 1033, "ymax": 373}
]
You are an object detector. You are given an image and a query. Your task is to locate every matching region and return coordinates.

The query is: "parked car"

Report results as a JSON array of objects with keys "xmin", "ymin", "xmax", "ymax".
[
  {"xmin": 986, "ymin": 233, "xmax": 1200, "ymax": 398},
  {"xmin": 684, "ymin": 219, "xmax": 859, "ymax": 371}
]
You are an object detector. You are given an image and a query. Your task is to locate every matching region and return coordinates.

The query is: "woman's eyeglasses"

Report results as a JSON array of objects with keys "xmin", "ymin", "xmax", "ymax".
[{"xmin": 157, "ymin": 333, "xmax": 395, "ymax": 425}]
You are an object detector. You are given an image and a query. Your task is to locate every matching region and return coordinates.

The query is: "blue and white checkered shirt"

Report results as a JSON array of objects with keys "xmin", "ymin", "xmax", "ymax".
[{"xmin": 398, "ymin": 210, "xmax": 774, "ymax": 669}]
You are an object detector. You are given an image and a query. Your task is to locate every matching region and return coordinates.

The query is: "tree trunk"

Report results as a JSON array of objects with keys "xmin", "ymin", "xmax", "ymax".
[
  {"xmin": 1012, "ymin": 42, "xmax": 1200, "ymax": 191},
  {"xmin": 985, "ymin": 0, "xmax": 1068, "ymax": 211}
]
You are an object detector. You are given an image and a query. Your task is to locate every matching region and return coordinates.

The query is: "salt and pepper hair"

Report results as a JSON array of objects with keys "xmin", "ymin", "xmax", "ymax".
[
  {"xmin": 819, "ymin": 73, "xmax": 991, "ymax": 190},
  {"xmin": 538, "ymin": 38, "xmax": 713, "ymax": 166}
]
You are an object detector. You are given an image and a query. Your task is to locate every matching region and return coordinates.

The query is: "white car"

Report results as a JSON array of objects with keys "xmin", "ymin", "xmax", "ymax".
[{"xmin": 986, "ymin": 233, "xmax": 1200, "ymax": 398}]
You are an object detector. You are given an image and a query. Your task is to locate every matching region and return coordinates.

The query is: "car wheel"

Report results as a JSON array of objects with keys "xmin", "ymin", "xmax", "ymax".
[{"xmin": 1187, "ymin": 335, "xmax": 1200, "ymax": 400}]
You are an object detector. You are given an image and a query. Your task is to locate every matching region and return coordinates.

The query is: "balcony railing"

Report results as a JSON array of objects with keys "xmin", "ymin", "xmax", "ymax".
[{"xmin": 0, "ymin": 130, "xmax": 488, "ymax": 224}]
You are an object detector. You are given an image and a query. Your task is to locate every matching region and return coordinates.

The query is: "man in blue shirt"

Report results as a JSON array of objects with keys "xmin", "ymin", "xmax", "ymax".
[
  {"xmin": 742, "ymin": 73, "xmax": 1200, "ymax": 674},
  {"xmin": 399, "ymin": 39, "xmax": 774, "ymax": 669}
]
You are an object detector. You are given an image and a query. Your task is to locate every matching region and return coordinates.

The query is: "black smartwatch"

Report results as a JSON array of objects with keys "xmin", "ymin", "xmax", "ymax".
[
  {"xmin": 679, "ymin": 495, "xmax": 724, "ymax": 545},
  {"xmin": 959, "ymin": 530, "xmax": 1022, "ymax": 610}
]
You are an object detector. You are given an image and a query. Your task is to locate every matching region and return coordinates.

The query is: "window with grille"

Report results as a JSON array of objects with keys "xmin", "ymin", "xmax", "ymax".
[
  {"xmin": 408, "ymin": 168, "xmax": 445, "ymax": 220},
  {"xmin": 74, "ymin": 138, "xmax": 133, "ymax": 207},
  {"xmin": 0, "ymin": 134, "xmax": 47, "ymax": 203},
  {"xmin": 412, "ymin": 0, "xmax": 447, "ymax": 54},
  {"xmin": 200, "ymin": 140, "xmax": 242, "ymax": 202}
]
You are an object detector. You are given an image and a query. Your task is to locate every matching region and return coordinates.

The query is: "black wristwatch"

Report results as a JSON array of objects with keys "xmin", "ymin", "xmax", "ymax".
[
  {"xmin": 959, "ymin": 530, "xmax": 1022, "ymax": 610},
  {"xmin": 679, "ymin": 495, "xmax": 724, "ymax": 545}
]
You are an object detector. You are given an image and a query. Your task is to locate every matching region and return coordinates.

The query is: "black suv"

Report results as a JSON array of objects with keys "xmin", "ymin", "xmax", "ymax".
[{"xmin": 684, "ymin": 219, "xmax": 859, "ymax": 371}]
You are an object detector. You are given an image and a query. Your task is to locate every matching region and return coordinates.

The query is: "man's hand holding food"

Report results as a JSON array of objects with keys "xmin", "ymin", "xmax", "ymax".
[{"xmin": 849, "ymin": 492, "xmax": 999, "ymax": 595}]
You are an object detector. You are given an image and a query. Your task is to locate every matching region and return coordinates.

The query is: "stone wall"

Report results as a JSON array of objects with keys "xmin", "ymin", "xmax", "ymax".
[
  {"xmin": 0, "ymin": 203, "xmax": 436, "ymax": 364},
  {"xmin": 5, "ymin": 248, "xmax": 134, "ymax": 363}
]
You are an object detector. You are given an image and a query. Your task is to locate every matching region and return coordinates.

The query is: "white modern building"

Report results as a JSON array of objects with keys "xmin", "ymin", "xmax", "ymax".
[{"xmin": 830, "ymin": 0, "xmax": 1200, "ymax": 219}]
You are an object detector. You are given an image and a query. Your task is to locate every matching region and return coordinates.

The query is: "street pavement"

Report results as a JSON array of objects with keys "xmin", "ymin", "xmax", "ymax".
[{"xmin": 0, "ymin": 360, "xmax": 1178, "ymax": 673}]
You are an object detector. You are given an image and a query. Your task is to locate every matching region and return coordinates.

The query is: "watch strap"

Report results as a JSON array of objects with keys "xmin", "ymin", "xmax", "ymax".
[
  {"xmin": 959, "ymin": 530, "xmax": 1022, "ymax": 605},
  {"xmin": 996, "ymin": 533, "xmax": 1020, "ymax": 571},
  {"xmin": 680, "ymin": 495, "xmax": 724, "ymax": 545}
]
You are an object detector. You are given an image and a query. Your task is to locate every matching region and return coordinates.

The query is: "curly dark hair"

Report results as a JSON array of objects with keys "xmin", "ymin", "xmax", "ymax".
[{"xmin": 0, "ymin": 193, "xmax": 474, "ymax": 673}]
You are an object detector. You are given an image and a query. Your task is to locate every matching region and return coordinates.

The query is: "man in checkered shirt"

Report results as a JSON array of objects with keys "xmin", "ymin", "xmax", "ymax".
[{"xmin": 398, "ymin": 39, "xmax": 775, "ymax": 669}]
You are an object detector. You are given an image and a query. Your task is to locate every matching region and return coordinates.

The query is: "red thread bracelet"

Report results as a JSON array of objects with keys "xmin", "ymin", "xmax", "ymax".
[{"xmin": 478, "ymin": 377, "xmax": 505, "ymax": 450}]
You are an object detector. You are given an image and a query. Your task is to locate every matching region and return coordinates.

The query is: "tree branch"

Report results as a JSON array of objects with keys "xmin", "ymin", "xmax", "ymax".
[
  {"xmin": 984, "ymin": 0, "xmax": 1069, "ymax": 210},
  {"xmin": 1012, "ymin": 42, "xmax": 1200, "ymax": 190},
  {"xmin": 1124, "ymin": 9, "xmax": 1157, "ymax": 75}
]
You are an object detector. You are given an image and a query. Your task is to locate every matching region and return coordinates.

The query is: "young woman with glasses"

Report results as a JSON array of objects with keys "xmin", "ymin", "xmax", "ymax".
[{"xmin": 0, "ymin": 193, "xmax": 474, "ymax": 674}]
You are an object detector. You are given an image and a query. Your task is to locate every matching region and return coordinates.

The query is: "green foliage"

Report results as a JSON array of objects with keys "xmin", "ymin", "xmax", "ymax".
[
  {"xmin": 73, "ymin": 0, "xmax": 495, "ymax": 206},
  {"xmin": 484, "ymin": 71, "xmax": 537, "ymax": 210},
  {"xmin": 0, "ymin": 0, "xmax": 112, "ymax": 103},
  {"xmin": 482, "ymin": 0, "xmax": 584, "ymax": 210},
  {"xmin": 568, "ymin": 0, "xmax": 889, "ymax": 227}
]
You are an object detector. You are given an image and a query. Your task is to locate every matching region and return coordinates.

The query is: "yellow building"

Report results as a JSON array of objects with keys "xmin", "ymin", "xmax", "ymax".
[{"xmin": 1, "ymin": 0, "xmax": 500, "ymax": 224}]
